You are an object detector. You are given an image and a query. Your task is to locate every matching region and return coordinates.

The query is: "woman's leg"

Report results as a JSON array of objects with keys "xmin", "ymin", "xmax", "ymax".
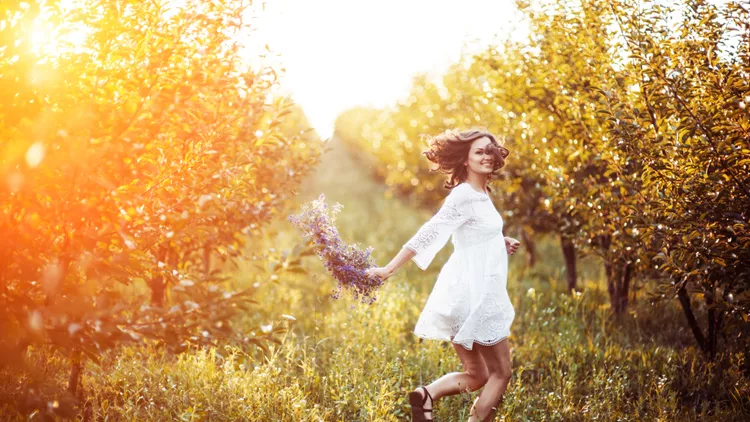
[
  {"xmin": 413, "ymin": 342, "xmax": 490, "ymax": 419},
  {"xmin": 468, "ymin": 338, "xmax": 512, "ymax": 422}
]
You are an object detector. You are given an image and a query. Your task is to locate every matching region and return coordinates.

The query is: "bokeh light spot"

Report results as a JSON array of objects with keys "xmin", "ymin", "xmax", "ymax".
[{"xmin": 26, "ymin": 142, "xmax": 46, "ymax": 167}]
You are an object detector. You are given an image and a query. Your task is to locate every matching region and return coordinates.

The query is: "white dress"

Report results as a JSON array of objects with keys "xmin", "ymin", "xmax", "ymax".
[{"xmin": 403, "ymin": 182, "xmax": 515, "ymax": 350}]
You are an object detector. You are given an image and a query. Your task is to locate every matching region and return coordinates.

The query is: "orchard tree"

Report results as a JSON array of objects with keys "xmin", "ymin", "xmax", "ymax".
[
  {"xmin": 504, "ymin": 0, "xmax": 655, "ymax": 304},
  {"xmin": 600, "ymin": 0, "xmax": 750, "ymax": 356},
  {"xmin": 0, "ymin": 0, "xmax": 321, "ymax": 416},
  {"xmin": 335, "ymin": 0, "xmax": 749, "ymax": 357}
]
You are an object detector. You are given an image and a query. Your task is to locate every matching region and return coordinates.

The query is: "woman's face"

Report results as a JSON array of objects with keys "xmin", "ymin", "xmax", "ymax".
[{"xmin": 464, "ymin": 136, "xmax": 495, "ymax": 176}]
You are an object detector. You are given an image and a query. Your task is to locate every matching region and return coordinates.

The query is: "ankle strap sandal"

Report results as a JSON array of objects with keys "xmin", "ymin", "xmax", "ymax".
[{"xmin": 408, "ymin": 386, "xmax": 434, "ymax": 421}]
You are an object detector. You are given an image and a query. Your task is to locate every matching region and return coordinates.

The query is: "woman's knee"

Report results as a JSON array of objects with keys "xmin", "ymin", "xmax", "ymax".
[
  {"xmin": 488, "ymin": 366, "xmax": 512, "ymax": 384},
  {"xmin": 465, "ymin": 368, "xmax": 489, "ymax": 391}
]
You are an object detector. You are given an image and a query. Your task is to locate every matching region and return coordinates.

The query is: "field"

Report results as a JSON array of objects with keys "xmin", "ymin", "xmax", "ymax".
[
  {"xmin": 3, "ymin": 1, "xmax": 749, "ymax": 420},
  {"xmin": 4, "ymin": 139, "xmax": 746, "ymax": 421}
]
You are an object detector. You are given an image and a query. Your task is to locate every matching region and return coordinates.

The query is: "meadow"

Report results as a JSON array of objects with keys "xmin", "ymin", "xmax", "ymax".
[
  {"xmin": 4, "ymin": 139, "xmax": 746, "ymax": 421},
  {"xmin": 2, "ymin": 1, "xmax": 749, "ymax": 420}
]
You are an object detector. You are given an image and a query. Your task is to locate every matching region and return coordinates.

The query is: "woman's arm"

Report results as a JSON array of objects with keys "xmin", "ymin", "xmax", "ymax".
[
  {"xmin": 504, "ymin": 236, "xmax": 521, "ymax": 255},
  {"xmin": 365, "ymin": 247, "xmax": 416, "ymax": 282},
  {"xmin": 366, "ymin": 186, "xmax": 473, "ymax": 282},
  {"xmin": 401, "ymin": 186, "xmax": 473, "ymax": 270}
]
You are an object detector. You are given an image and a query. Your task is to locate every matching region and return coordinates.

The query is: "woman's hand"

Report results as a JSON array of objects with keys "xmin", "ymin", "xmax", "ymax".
[
  {"xmin": 365, "ymin": 266, "xmax": 394, "ymax": 283},
  {"xmin": 505, "ymin": 237, "xmax": 521, "ymax": 255}
]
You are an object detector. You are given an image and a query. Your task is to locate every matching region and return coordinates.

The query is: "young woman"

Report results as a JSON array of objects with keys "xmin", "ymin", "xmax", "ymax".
[{"xmin": 365, "ymin": 130, "xmax": 520, "ymax": 422}]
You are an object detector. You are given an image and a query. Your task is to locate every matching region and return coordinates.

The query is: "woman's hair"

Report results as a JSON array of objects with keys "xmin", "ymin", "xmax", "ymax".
[{"xmin": 422, "ymin": 129, "xmax": 510, "ymax": 191}]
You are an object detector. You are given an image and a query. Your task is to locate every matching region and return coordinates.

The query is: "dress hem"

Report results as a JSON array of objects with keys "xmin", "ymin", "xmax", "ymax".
[{"xmin": 414, "ymin": 332, "xmax": 509, "ymax": 351}]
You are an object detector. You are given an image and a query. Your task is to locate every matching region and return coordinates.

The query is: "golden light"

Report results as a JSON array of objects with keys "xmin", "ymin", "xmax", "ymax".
[
  {"xmin": 25, "ymin": 142, "xmax": 46, "ymax": 167},
  {"xmin": 251, "ymin": 0, "xmax": 528, "ymax": 139},
  {"xmin": 30, "ymin": 19, "xmax": 57, "ymax": 56},
  {"xmin": 29, "ymin": 0, "xmax": 88, "ymax": 58},
  {"xmin": 7, "ymin": 172, "xmax": 25, "ymax": 193}
]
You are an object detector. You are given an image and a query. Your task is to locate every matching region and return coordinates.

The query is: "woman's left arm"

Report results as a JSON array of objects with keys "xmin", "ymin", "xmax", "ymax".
[{"xmin": 505, "ymin": 236, "xmax": 521, "ymax": 255}]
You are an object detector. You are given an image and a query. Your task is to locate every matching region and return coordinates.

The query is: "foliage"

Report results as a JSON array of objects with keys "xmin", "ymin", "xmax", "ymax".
[
  {"xmin": 3, "ymin": 141, "xmax": 746, "ymax": 420},
  {"xmin": 2, "ymin": 0, "xmax": 748, "ymax": 419},
  {"xmin": 0, "ymin": 0, "xmax": 321, "ymax": 417},
  {"xmin": 334, "ymin": 0, "xmax": 750, "ymax": 356},
  {"xmin": 598, "ymin": 0, "xmax": 750, "ymax": 357}
]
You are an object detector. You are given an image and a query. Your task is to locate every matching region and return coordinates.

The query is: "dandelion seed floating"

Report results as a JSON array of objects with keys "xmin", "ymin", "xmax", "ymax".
[{"xmin": 288, "ymin": 194, "xmax": 382, "ymax": 304}]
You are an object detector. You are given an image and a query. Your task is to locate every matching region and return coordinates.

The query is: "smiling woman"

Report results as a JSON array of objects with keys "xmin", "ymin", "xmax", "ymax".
[
  {"xmin": 364, "ymin": 129, "xmax": 519, "ymax": 422},
  {"xmin": 423, "ymin": 130, "xmax": 509, "ymax": 192}
]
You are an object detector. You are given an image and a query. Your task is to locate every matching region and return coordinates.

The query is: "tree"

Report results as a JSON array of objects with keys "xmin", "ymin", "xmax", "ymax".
[
  {"xmin": 600, "ymin": 0, "xmax": 750, "ymax": 356},
  {"xmin": 0, "ymin": 0, "xmax": 321, "ymax": 416},
  {"xmin": 334, "ymin": 0, "xmax": 750, "ymax": 356}
]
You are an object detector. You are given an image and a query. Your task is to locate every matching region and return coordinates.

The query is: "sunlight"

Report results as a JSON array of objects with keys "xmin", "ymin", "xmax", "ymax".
[
  {"xmin": 3, "ymin": 1, "xmax": 748, "ymax": 419},
  {"xmin": 30, "ymin": 19, "xmax": 55, "ymax": 55},
  {"xmin": 250, "ymin": 0, "xmax": 528, "ymax": 139},
  {"xmin": 29, "ymin": 0, "xmax": 88, "ymax": 58}
]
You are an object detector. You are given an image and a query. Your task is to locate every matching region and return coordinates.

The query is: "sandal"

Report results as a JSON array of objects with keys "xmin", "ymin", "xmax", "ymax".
[{"xmin": 408, "ymin": 386, "xmax": 434, "ymax": 421}]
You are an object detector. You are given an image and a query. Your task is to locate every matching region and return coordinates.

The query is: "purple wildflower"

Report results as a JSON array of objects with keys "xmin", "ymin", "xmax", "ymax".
[{"xmin": 288, "ymin": 194, "xmax": 382, "ymax": 304}]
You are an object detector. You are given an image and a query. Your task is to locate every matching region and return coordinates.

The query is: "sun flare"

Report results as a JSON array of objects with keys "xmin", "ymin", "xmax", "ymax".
[
  {"xmin": 251, "ymin": 0, "xmax": 527, "ymax": 139},
  {"xmin": 29, "ymin": 1, "xmax": 88, "ymax": 58}
]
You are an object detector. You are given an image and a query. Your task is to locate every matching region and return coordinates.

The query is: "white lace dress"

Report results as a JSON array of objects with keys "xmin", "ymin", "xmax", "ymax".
[{"xmin": 403, "ymin": 182, "xmax": 515, "ymax": 350}]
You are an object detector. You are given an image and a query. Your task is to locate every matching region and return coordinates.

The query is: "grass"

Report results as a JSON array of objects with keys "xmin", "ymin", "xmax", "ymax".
[{"xmin": 2, "ymin": 138, "xmax": 748, "ymax": 421}]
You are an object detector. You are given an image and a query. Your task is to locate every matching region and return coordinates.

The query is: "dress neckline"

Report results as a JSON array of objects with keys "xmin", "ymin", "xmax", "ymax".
[{"xmin": 461, "ymin": 182, "xmax": 489, "ymax": 196}]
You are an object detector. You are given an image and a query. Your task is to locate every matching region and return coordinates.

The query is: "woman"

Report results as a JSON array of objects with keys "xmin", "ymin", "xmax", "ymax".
[{"xmin": 365, "ymin": 129, "xmax": 520, "ymax": 422}]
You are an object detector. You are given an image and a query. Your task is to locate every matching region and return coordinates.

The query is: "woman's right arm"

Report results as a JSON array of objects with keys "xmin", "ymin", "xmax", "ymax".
[
  {"xmin": 365, "ymin": 247, "xmax": 416, "ymax": 282},
  {"xmin": 365, "ymin": 186, "xmax": 472, "ymax": 281},
  {"xmin": 402, "ymin": 185, "xmax": 472, "ymax": 270}
]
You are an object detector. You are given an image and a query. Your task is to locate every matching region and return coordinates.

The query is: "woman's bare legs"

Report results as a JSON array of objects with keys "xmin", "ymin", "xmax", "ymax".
[
  {"xmin": 467, "ymin": 338, "xmax": 512, "ymax": 422},
  {"xmin": 411, "ymin": 343, "xmax": 489, "ymax": 419}
]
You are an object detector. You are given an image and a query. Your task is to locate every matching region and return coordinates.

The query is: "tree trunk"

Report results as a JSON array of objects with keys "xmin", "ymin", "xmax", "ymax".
[
  {"xmin": 150, "ymin": 277, "xmax": 165, "ymax": 307},
  {"xmin": 68, "ymin": 349, "xmax": 82, "ymax": 394},
  {"xmin": 618, "ymin": 263, "xmax": 632, "ymax": 314},
  {"xmin": 203, "ymin": 242, "xmax": 212, "ymax": 277},
  {"xmin": 148, "ymin": 246, "xmax": 168, "ymax": 307},
  {"xmin": 605, "ymin": 259, "xmax": 632, "ymax": 316},
  {"xmin": 677, "ymin": 285, "xmax": 724, "ymax": 359},
  {"xmin": 521, "ymin": 229, "xmax": 537, "ymax": 269},
  {"xmin": 705, "ymin": 289, "xmax": 723, "ymax": 358},
  {"xmin": 708, "ymin": 311, "xmax": 723, "ymax": 358},
  {"xmin": 560, "ymin": 236, "xmax": 577, "ymax": 291},
  {"xmin": 677, "ymin": 285, "xmax": 708, "ymax": 353},
  {"xmin": 69, "ymin": 349, "xmax": 93, "ymax": 420}
]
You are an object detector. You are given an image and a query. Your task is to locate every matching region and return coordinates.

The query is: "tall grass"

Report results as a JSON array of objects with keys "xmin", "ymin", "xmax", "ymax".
[{"xmin": 2, "ymin": 140, "xmax": 747, "ymax": 421}]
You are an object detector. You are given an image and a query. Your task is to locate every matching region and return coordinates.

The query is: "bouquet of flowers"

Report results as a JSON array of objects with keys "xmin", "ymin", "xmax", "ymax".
[{"xmin": 288, "ymin": 194, "xmax": 383, "ymax": 304}]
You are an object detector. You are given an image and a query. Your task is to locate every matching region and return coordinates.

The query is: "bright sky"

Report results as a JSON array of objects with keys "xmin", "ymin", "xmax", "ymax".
[
  {"xmin": 33, "ymin": 0, "xmax": 735, "ymax": 141},
  {"xmin": 251, "ymin": 0, "xmax": 526, "ymax": 139}
]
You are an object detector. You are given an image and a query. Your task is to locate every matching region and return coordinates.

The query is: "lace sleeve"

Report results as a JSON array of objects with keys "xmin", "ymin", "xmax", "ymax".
[{"xmin": 403, "ymin": 186, "xmax": 472, "ymax": 270}]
